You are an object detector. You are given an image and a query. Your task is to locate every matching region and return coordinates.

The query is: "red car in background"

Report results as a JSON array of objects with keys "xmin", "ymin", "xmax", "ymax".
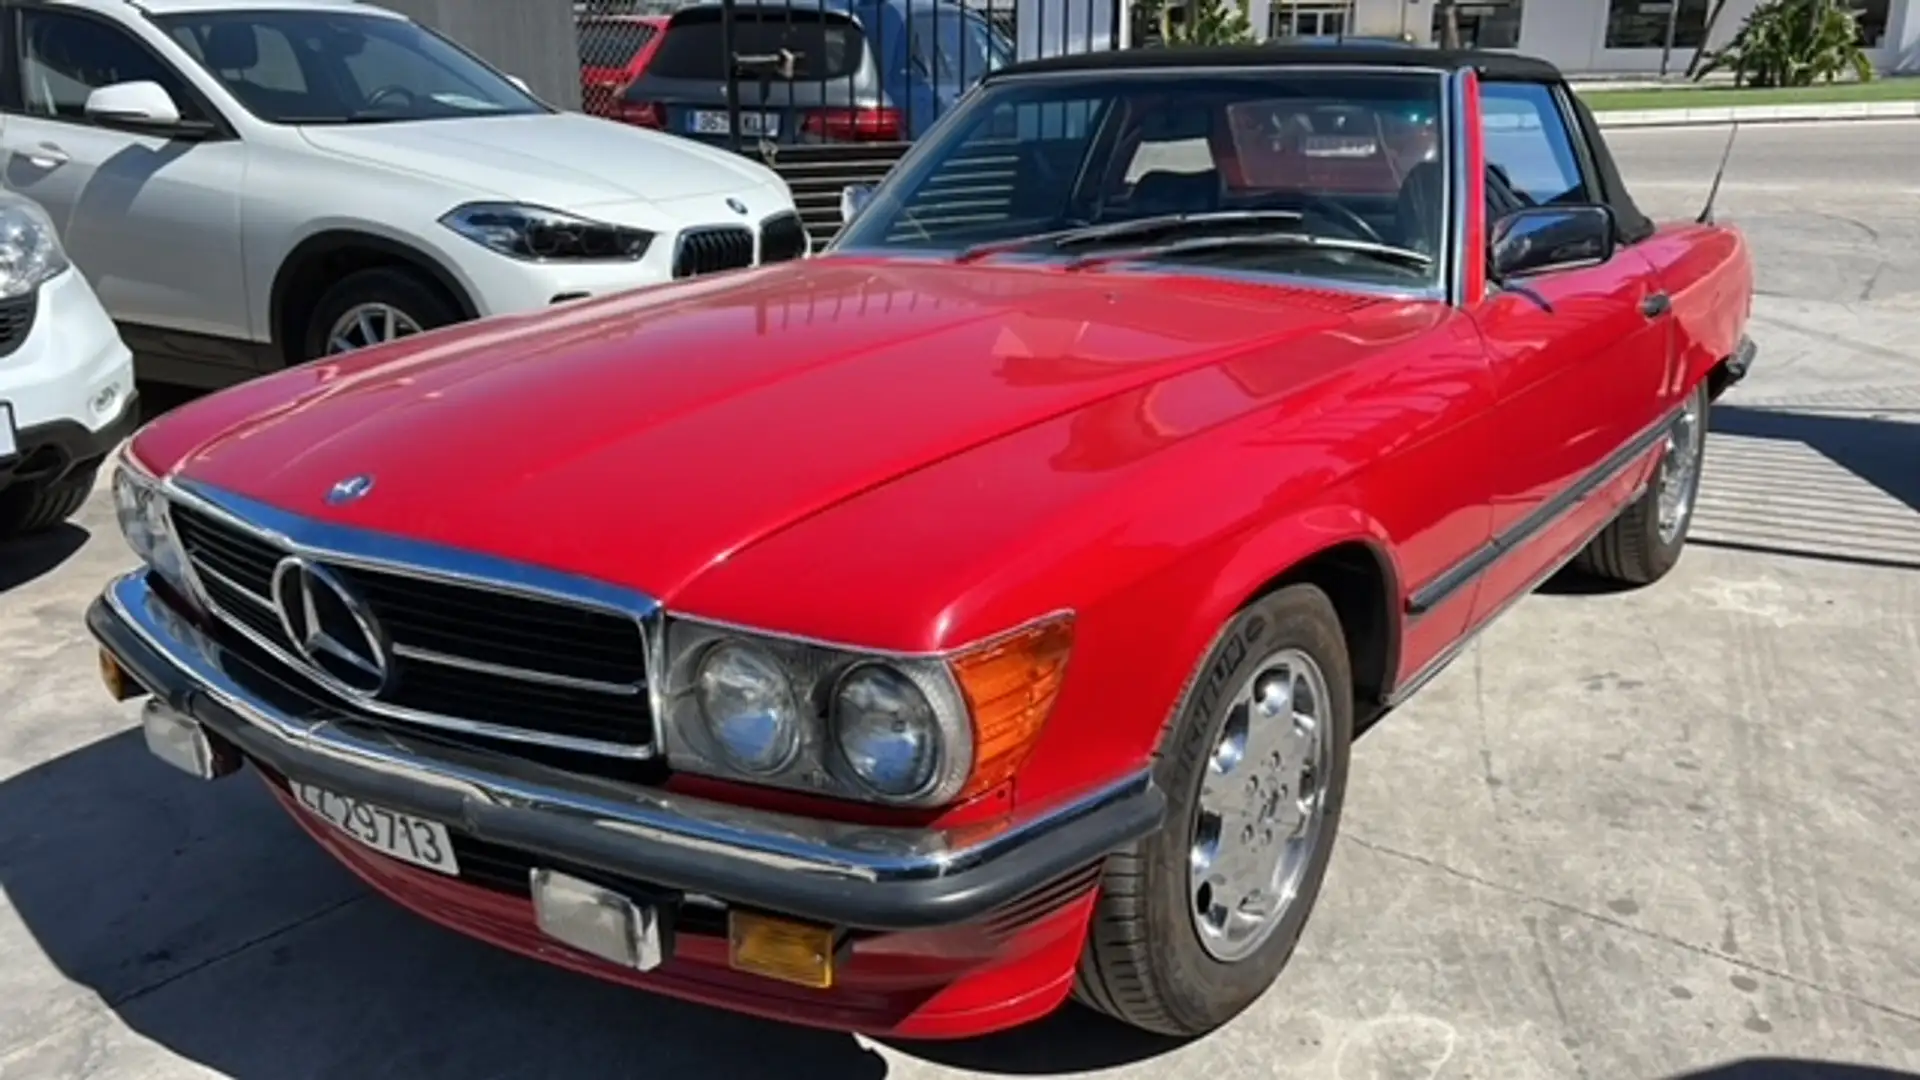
[
  {"xmin": 578, "ymin": 13, "xmax": 668, "ymax": 117},
  {"xmin": 93, "ymin": 45, "xmax": 1755, "ymax": 1042}
]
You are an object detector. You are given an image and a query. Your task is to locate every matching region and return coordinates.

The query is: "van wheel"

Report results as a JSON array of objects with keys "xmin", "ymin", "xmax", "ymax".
[
  {"xmin": 1074, "ymin": 584, "xmax": 1353, "ymax": 1036},
  {"xmin": 301, "ymin": 267, "xmax": 461, "ymax": 360},
  {"xmin": 1574, "ymin": 380, "xmax": 1710, "ymax": 586},
  {"xmin": 0, "ymin": 462, "xmax": 98, "ymax": 541}
]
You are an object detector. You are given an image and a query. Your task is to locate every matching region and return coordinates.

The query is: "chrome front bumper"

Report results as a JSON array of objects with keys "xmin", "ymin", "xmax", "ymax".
[{"xmin": 89, "ymin": 571, "xmax": 1164, "ymax": 931}]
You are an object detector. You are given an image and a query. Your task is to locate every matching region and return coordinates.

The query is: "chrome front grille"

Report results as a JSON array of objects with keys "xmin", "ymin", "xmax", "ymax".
[{"xmin": 168, "ymin": 501, "xmax": 654, "ymax": 756}]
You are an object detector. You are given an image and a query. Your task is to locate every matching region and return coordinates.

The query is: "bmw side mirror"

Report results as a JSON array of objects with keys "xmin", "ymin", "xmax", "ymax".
[
  {"xmin": 1489, "ymin": 205, "xmax": 1616, "ymax": 281},
  {"xmin": 840, "ymin": 183, "xmax": 876, "ymax": 224}
]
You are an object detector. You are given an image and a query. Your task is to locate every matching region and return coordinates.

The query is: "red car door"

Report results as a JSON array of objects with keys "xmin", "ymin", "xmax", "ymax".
[{"xmin": 1466, "ymin": 82, "xmax": 1672, "ymax": 624}]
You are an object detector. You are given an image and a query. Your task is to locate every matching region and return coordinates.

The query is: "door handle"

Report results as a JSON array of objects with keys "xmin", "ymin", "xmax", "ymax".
[
  {"xmin": 25, "ymin": 143, "xmax": 69, "ymax": 168},
  {"xmin": 1640, "ymin": 292, "xmax": 1672, "ymax": 318}
]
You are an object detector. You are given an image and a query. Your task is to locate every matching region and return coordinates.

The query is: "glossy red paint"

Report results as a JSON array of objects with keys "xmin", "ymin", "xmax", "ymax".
[
  {"xmin": 121, "ymin": 67, "xmax": 1756, "ymax": 1040},
  {"xmin": 269, "ymin": 780, "xmax": 1096, "ymax": 1038}
]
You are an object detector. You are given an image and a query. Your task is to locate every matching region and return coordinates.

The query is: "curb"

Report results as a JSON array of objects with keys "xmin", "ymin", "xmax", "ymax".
[{"xmin": 1590, "ymin": 99, "xmax": 1920, "ymax": 127}]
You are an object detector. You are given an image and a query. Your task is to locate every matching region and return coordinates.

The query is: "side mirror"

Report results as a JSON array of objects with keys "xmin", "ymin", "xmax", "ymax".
[
  {"xmin": 839, "ymin": 183, "xmax": 876, "ymax": 224},
  {"xmin": 1490, "ymin": 205, "xmax": 1616, "ymax": 281},
  {"xmin": 85, "ymin": 80, "xmax": 184, "ymax": 132}
]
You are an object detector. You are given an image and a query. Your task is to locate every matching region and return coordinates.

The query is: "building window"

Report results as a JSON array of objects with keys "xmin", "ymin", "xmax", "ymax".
[
  {"xmin": 1268, "ymin": 3, "xmax": 1351, "ymax": 38},
  {"xmin": 1603, "ymin": 0, "xmax": 1712, "ymax": 48},
  {"xmin": 1856, "ymin": 0, "xmax": 1890, "ymax": 47},
  {"xmin": 1431, "ymin": 0, "xmax": 1525, "ymax": 50}
]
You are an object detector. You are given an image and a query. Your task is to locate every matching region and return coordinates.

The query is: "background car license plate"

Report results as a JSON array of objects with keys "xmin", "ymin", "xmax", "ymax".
[
  {"xmin": 688, "ymin": 109, "xmax": 778, "ymax": 137},
  {"xmin": 290, "ymin": 781, "xmax": 459, "ymax": 876},
  {"xmin": 0, "ymin": 403, "xmax": 15, "ymax": 459}
]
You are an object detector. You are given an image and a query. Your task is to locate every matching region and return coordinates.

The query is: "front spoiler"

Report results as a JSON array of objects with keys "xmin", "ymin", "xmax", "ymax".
[{"xmin": 88, "ymin": 571, "xmax": 1166, "ymax": 931}]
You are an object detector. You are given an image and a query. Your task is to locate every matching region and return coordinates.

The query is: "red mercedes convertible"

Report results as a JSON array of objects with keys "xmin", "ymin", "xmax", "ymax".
[{"xmin": 92, "ymin": 45, "xmax": 1753, "ymax": 1040}]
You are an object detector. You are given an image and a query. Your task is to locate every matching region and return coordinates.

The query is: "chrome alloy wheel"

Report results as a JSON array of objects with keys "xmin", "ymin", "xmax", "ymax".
[
  {"xmin": 1188, "ymin": 648, "xmax": 1333, "ymax": 963},
  {"xmin": 325, "ymin": 302, "xmax": 423, "ymax": 355},
  {"xmin": 1656, "ymin": 391, "xmax": 1706, "ymax": 545}
]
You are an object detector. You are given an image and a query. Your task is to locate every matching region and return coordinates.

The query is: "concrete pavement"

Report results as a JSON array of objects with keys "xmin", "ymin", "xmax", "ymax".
[{"xmin": 1, "ymin": 123, "xmax": 1917, "ymax": 1079}]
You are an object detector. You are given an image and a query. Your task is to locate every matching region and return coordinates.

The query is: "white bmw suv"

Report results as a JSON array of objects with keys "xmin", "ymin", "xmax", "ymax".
[
  {"xmin": 3, "ymin": 0, "xmax": 804, "ymax": 388},
  {"xmin": 0, "ymin": 190, "xmax": 136, "ymax": 540}
]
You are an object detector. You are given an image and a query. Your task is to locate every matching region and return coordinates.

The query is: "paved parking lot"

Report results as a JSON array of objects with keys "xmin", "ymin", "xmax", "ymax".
[{"xmin": 2, "ymin": 120, "xmax": 1917, "ymax": 1080}]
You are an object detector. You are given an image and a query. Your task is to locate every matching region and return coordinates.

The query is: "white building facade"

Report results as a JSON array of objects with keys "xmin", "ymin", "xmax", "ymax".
[{"xmin": 1242, "ymin": 0, "xmax": 1920, "ymax": 74}]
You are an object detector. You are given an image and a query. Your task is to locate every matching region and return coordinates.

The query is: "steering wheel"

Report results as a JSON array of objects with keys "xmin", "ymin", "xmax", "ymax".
[
  {"xmin": 364, "ymin": 85, "xmax": 418, "ymax": 111},
  {"xmin": 1298, "ymin": 196, "xmax": 1386, "ymax": 245}
]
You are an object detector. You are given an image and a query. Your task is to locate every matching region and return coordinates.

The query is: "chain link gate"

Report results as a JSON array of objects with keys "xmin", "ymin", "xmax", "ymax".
[{"xmin": 573, "ymin": 0, "xmax": 1127, "ymax": 248}]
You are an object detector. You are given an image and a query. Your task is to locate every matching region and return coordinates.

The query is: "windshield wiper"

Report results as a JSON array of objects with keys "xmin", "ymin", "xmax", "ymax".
[
  {"xmin": 953, "ymin": 210, "xmax": 1306, "ymax": 264},
  {"xmin": 1061, "ymin": 232, "xmax": 1434, "ymax": 273}
]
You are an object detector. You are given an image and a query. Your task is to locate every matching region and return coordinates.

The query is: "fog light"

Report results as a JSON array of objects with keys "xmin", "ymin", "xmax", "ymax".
[
  {"xmin": 99, "ymin": 649, "xmax": 145, "ymax": 702},
  {"xmin": 728, "ymin": 911, "xmax": 841, "ymax": 989},
  {"xmin": 531, "ymin": 869, "xmax": 671, "ymax": 971},
  {"xmin": 141, "ymin": 700, "xmax": 239, "ymax": 780}
]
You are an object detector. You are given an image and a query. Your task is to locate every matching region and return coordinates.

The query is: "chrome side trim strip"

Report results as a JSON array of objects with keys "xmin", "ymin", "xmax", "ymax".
[{"xmin": 106, "ymin": 570, "xmax": 1152, "ymax": 885}]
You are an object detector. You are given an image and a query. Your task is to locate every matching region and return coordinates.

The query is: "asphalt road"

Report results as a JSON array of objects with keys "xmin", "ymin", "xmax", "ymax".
[{"xmin": 2, "ymin": 121, "xmax": 1917, "ymax": 1080}]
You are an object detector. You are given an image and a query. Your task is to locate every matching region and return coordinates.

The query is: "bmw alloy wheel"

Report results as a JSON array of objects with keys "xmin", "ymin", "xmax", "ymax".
[{"xmin": 325, "ymin": 302, "xmax": 423, "ymax": 355}]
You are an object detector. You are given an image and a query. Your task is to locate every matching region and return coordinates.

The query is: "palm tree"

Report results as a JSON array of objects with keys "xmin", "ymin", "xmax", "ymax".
[
  {"xmin": 1695, "ymin": 0, "xmax": 1874, "ymax": 86},
  {"xmin": 1133, "ymin": 0, "xmax": 1255, "ymax": 45}
]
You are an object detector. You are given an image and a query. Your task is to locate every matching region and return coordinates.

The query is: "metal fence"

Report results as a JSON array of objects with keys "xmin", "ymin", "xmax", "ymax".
[{"xmin": 572, "ymin": 0, "xmax": 1127, "ymax": 244}]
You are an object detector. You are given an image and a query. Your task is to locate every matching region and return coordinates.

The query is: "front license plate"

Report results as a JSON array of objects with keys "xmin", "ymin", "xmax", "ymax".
[
  {"xmin": 0, "ymin": 403, "xmax": 16, "ymax": 460},
  {"xmin": 688, "ymin": 109, "xmax": 778, "ymax": 137},
  {"xmin": 290, "ymin": 781, "xmax": 460, "ymax": 876}
]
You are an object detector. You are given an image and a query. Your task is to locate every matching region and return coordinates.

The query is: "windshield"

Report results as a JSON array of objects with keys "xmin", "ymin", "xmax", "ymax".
[
  {"xmin": 833, "ymin": 71, "xmax": 1448, "ymax": 290},
  {"xmin": 159, "ymin": 11, "xmax": 548, "ymax": 125},
  {"xmin": 647, "ymin": 8, "xmax": 866, "ymax": 80}
]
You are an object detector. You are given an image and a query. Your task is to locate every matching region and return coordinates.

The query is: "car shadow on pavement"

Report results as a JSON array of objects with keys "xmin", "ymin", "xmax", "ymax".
[
  {"xmin": 0, "ymin": 729, "xmax": 898, "ymax": 1078},
  {"xmin": 1673, "ymin": 1060, "xmax": 1920, "ymax": 1079},
  {"xmin": 0, "ymin": 727, "xmax": 1190, "ymax": 1078},
  {"xmin": 0, "ymin": 523, "xmax": 89, "ymax": 594}
]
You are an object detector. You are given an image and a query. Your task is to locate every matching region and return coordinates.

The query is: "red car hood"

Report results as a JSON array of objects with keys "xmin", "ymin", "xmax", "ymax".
[{"xmin": 145, "ymin": 258, "xmax": 1383, "ymax": 602}]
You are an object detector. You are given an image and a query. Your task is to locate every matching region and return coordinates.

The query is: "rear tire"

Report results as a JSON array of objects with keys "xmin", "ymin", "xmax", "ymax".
[
  {"xmin": 1573, "ymin": 381, "xmax": 1710, "ymax": 587},
  {"xmin": 0, "ymin": 461, "xmax": 98, "ymax": 541},
  {"xmin": 300, "ymin": 267, "xmax": 462, "ymax": 361},
  {"xmin": 1074, "ymin": 583, "xmax": 1354, "ymax": 1037}
]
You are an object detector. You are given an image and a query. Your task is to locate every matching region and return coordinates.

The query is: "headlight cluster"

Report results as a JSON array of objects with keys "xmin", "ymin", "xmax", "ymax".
[
  {"xmin": 111, "ymin": 453, "xmax": 197, "ymax": 603},
  {"xmin": 440, "ymin": 202, "xmax": 654, "ymax": 262},
  {"xmin": 662, "ymin": 615, "xmax": 1074, "ymax": 808},
  {"xmin": 0, "ymin": 193, "xmax": 71, "ymax": 299}
]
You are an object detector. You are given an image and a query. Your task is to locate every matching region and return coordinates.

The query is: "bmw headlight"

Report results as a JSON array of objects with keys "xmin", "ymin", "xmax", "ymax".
[
  {"xmin": 832, "ymin": 664, "xmax": 941, "ymax": 798},
  {"xmin": 696, "ymin": 640, "xmax": 801, "ymax": 775},
  {"xmin": 439, "ymin": 202, "xmax": 654, "ymax": 262},
  {"xmin": 0, "ymin": 193, "xmax": 71, "ymax": 299},
  {"xmin": 111, "ymin": 452, "xmax": 197, "ymax": 604}
]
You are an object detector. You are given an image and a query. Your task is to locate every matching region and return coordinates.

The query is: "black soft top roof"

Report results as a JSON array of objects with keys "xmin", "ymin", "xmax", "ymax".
[{"xmin": 988, "ymin": 44, "xmax": 1566, "ymax": 85}]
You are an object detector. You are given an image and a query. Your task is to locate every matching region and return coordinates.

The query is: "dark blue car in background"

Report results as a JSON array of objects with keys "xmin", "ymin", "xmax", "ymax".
[{"xmin": 617, "ymin": 0, "xmax": 1012, "ymax": 145}]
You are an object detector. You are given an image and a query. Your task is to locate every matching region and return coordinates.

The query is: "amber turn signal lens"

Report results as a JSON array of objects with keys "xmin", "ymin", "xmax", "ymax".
[
  {"xmin": 728, "ymin": 911, "xmax": 840, "ymax": 989},
  {"xmin": 99, "ymin": 649, "xmax": 141, "ymax": 702},
  {"xmin": 948, "ymin": 615, "xmax": 1074, "ymax": 799}
]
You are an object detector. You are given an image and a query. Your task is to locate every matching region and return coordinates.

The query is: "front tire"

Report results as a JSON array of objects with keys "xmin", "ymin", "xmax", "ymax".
[
  {"xmin": 1573, "ymin": 380, "xmax": 1710, "ymax": 586},
  {"xmin": 1075, "ymin": 584, "xmax": 1354, "ymax": 1036},
  {"xmin": 301, "ymin": 267, "xmax": 462, "ymax": 361},
  {"xmin": 0, "ymin": 461, "xmax": 99, "ymax": 541}
]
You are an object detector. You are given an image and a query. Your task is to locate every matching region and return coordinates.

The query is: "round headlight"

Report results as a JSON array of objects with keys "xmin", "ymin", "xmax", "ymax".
[
  {"xmin": 832, "ymin": 664, "xmax": 940, "ymax": 798},
  {"xmin": 695, "ymin": 641, "xmax": 800, "ymax": 775},
  {"xmin": 112, "ymin": 467, "xmax": 158, "ymax": 562}
]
